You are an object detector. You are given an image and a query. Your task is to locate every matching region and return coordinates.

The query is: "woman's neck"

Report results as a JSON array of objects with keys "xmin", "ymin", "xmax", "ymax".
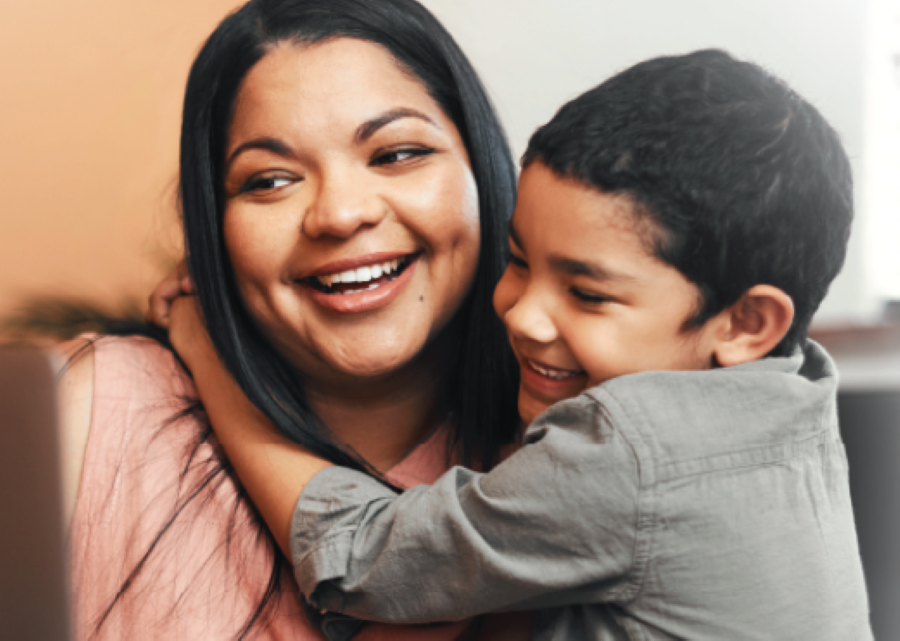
[{"xmin": 302, "ymin": 338, "xmax": 453, "ymax": 473}]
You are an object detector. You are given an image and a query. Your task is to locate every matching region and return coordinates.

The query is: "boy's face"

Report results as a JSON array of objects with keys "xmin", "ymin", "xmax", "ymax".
[{"xmin": 494, "ymin": 163, "xmax": 720, "ymax": 425}]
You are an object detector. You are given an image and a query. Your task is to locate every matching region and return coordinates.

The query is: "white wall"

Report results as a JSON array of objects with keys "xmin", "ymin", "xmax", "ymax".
[
  {"xmin": 421, "ymin": 0, "xmax": 875, "ymax": 325},
  {"xmin": 863, "ymin": 0, "xmax": 900, "ymax": 302}
]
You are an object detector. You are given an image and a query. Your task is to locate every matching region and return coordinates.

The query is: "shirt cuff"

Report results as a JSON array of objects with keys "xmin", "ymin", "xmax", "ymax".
[{"xmin": 291, "ymin": 466, "xmax": 399, "ymax": 608}]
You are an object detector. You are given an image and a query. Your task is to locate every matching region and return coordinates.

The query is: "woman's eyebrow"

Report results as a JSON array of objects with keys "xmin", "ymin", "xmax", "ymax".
[
  {"xmin": 354, "ymin": 108, "xmax": 436, "ymax": 143},
  {"xmin": 226, "ymin": 137, "xmax": 297, "ymax": 169}
]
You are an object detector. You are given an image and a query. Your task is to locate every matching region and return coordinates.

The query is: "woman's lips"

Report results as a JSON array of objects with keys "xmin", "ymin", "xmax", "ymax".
[
  {"xmin": 304, "ymin": 253, "xmax": 420, "ymax": 314},
  {"xmin": 518, "ymin": 356, "xmax": 587, "ymax": 402}
]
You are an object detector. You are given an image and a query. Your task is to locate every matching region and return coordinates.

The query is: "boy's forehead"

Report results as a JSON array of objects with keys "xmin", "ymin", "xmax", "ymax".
[{"xmin": 512, "ymin": 162, "xmax": 655, "ymax": 251}]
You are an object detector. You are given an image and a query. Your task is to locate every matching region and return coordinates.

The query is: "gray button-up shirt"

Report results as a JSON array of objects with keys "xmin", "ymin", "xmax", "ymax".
[{"xmin": 292, "ymin": 341, "xmax": 871, "ymax": 640}]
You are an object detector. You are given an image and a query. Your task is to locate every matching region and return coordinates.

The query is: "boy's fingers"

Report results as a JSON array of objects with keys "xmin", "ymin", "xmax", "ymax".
[
  {"xmin": 146, "ymin": 279, "xmax": 181, "ymax": 328},
  {"xmin": 146, "ymin": 262, "xmax": 192, "ymax": 329},
  {"xmin": 174, "ymin": 260, "xmax": 194, "ymax": 290}
]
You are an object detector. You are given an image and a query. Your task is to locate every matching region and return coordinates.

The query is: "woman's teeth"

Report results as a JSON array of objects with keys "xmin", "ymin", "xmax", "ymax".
[
  {"xmin": 315, "ymin": 258, "xmax": 406, "ymax": 293},
  {"xmin": 528, "ymin": 359, "xmax": 583, "ymax": 381}
]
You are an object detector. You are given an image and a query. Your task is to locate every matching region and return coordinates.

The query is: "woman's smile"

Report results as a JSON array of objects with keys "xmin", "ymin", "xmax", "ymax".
[
  {"xmin": 304, "ymin": 252, "xmax": 415, "ymax": 293},
  {"xmin": 302, "ymin": 252, "xmax": 422, "ymax": 314}
]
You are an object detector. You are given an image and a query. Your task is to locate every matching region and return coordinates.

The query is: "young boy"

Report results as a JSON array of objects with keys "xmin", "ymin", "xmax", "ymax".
[{"xmin": 164, "ymin": 49, "xmax": 870, "ymax": 639}]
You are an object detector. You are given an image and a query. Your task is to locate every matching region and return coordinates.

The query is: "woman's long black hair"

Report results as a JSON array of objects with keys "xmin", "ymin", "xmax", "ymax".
[
  {"xmin": 88, "ymin": 0, "xmax": 519, "ymax": 637},
  {"xmin": 182, "ymin": 0, "xmax": 520, "ymax": 473}
]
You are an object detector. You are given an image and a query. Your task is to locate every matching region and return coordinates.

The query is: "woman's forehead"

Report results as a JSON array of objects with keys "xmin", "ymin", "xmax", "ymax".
[{"xmin": 227, "ymin": 38, "xmax": 452, "ymax": 150}]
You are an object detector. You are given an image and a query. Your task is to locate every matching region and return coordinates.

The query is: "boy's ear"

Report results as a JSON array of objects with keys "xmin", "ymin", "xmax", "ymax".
[{"xmin": 711, "ymin": 285, "xmax": 794, "ymax": 368}]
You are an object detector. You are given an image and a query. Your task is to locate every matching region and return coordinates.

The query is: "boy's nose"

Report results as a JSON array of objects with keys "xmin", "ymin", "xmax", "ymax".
[
  {"xmin": 503, "ymin": 290, "xmax": 559, "ymax": 345},
  {"xmin": 302, "ymin": 172, "xmax": 388, "ymax": 239}
]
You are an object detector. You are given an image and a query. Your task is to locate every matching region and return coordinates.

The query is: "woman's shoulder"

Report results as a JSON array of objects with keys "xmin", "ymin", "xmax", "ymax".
[
  {"xmin": 55, "ymin": 337, "xmax": 95, "ymax": 531},
  {"xmin": 83, "ymin": 333, "xmax": 196, "ymax": 400},
  {"xmin": 55, "ymin": 333, "xmax": 199, "ymax": 529},
  {"xmin": 70, "ymin": 333, "xmax": 202, "ymax": 475},
  {"xmin": 59, "ymin": 335, "xmax": 319, "ymax": 639}
]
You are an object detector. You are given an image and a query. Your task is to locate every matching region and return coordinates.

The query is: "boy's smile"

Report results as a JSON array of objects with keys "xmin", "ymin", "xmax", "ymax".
[{"xmin": 493, "ymin": 163, "xmax": 721, "ymax": 425}]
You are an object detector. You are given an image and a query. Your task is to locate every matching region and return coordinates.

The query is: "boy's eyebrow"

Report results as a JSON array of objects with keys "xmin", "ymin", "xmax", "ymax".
[
  {"xmin": 549, "ymin": 255, "xmax": 637, "ymax": 282},
  {"xmin": 507, "ymin": 221, "xmax": 524, "ymax": 249}
]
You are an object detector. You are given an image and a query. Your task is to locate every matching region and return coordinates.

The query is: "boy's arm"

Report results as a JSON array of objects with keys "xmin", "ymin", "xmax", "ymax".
[
  {"xmin": 167, "ymin": 299, "xmax": 531, "ymax": 640},
  {"xmin": 294, "ymin": 397, "xmax": 642, "ymax": 624},
  {"xmin": 168, "ymin": 297, "xmax": 333, "ymax": 557},
  {"xmin": 166, "ymin": 298, "xmax": 640, "ymax": 626}
]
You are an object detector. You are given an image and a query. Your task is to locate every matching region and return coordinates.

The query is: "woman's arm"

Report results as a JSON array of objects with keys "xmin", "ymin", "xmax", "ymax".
[{"xmin": 168, "ymin": 297, "xmax": 332, "ymax": 557}]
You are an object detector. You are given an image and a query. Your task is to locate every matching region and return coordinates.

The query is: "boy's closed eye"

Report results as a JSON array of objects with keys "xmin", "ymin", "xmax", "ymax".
[
  {"xmin": 507, "ymin": 252, "xmax": 528, "ymax": 269},
  {"xmin": 569, "ymin": 288, "xmax": 610, "ymax": 305}
]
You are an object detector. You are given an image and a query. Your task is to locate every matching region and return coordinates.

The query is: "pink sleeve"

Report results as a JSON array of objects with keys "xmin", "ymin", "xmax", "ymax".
[
  {"xmin": 68, "ymin": 335, "xmax": 319, "ymax": 640},
  {"xmin": 69, "ymin": 335, "xmax": 486, "ymax": 640}
]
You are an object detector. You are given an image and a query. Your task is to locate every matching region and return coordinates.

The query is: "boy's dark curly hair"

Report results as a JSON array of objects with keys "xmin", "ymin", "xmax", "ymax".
[{"xmin": 524, "ymin": 49, "xmax": 853, "ymax": 356}]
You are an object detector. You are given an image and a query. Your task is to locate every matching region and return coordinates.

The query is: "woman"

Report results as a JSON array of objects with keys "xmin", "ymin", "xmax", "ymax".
[{"xmin": 59, "ymin": 0, "xmax": 523, "ymax": 638}]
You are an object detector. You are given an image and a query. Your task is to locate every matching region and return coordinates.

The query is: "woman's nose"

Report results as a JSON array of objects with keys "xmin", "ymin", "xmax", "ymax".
[
  {"xmin": 503, "ymin": 288, "xmax": 558, "ymax": 345},
  {"xmin": 302, "ymin": 172, "xmax": 388, "ymax": 239}
]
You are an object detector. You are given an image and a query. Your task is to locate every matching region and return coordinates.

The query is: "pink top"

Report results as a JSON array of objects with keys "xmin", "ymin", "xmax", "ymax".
[{"xmin": 69, "ymin": 336, "xmax": 474, "ymax": 640}]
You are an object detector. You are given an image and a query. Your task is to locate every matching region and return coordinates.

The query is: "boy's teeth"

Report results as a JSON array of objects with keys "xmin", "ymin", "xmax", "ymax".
[
  {"xmin": 317, "ymin": 258, "xmax": 405, "ymax": 289},
  {"xmin": 528, "ymin": 359, "xmax": 581, "ymax": 381}
]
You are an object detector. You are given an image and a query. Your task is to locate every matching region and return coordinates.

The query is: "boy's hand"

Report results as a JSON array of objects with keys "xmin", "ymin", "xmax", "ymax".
[{"xmin": 146, "ymin": 261, "xmax": 193, "ymax": 329}]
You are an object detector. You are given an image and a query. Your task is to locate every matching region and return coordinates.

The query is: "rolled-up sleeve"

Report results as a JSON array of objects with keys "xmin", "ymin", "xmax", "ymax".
[{"xmin": 291, "ymin": 395, "xmax": 644, "ymax": 624}]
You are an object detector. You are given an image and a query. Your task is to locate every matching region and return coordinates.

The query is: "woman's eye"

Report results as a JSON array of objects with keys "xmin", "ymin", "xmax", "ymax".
[
  {"xmin": 371, "ymin": 147, "xmax": 434, "ymax": 167},
  {"xmin": 240, "ymin": 176, "xmax": 294, "ymax": 193},
  {"xmin": 571, "ymin": 288, "xmax": 609, "ymax": 305}
]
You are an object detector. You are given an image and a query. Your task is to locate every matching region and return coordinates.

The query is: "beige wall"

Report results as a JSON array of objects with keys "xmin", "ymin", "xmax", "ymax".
[{"xmin": 0, "ymin": 0, "xmax": 241, "ymax": 319}]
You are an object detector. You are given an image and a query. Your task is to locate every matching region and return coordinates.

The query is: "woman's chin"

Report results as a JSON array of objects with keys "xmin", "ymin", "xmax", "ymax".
[
  {"xmin": 338, "ymin": 359, "xmax": 411, "ymax": 380},
  {"xmin": 312, "ymin": 348, "xmax": 430, "ymax": 387}
]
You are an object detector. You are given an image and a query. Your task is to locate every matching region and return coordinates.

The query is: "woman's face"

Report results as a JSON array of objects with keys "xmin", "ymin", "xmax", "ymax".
[{"xmin": 223, "ymin": 38, "xmax": 480, "ymax": 388}]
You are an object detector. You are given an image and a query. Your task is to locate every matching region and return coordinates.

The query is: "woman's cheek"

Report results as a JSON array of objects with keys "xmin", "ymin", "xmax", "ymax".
[
  {"xmin": 444, "ymin": 190, "xmax": 482, "ymax": 319},
  {"xmin": 402, "ymin": 163, "xmax": 481, "ymax": 315},
  {"xmin": 443, "ymin": 167, "xmax": 481, "ymax": 268},
  {"xmin": 223, "ymin": 209, "xmax": 289, "ymax": 329}
]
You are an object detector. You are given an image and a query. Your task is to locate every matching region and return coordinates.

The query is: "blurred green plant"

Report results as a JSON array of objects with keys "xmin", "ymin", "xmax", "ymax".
[{"xmin": 1, "ymin": 296, "xmax": 146, "ymax": 343}]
